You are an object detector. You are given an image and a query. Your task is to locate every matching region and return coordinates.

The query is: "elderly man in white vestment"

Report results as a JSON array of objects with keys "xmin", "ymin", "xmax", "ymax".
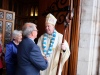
[{"xmin": 37, "ymin": 13, "xmax": 70, "ymax": 75}]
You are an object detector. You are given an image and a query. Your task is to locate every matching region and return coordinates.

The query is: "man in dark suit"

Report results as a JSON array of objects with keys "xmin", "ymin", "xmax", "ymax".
[{"xmin": 16, "ymin": 22, "xmax": 48, "ymax": 75}]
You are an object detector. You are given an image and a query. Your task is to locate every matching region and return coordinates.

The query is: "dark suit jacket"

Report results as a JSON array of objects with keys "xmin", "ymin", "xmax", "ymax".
[{"xmin": 16, "ymin": 37, "xmax": 48, "ymax": 75}]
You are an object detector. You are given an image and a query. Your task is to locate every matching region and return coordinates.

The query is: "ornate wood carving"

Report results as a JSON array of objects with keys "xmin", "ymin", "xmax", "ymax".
[{"xmin": 42, "ymin": 0, "xmax": 69, "ymax": 24}]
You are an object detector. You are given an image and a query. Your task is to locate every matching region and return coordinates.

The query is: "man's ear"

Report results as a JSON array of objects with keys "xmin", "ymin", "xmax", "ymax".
[
  {"xmin": 31, "ymin": 31, "xmax": 33, "ymax": 36},
  {"xmin": 31, "ymin": 31, "xmax": 34, "ymax": 36}
]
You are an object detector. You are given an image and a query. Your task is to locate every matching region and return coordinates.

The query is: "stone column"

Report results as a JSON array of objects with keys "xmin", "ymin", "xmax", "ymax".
[{"xmin": 77, "ymin": 0, "xmax": 100, "ymax": 75}]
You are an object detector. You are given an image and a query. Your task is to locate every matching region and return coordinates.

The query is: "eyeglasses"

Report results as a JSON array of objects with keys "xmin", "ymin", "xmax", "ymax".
[{"xmin": 33, "ymin": 30, "xmax": 38, "ymax": 32}]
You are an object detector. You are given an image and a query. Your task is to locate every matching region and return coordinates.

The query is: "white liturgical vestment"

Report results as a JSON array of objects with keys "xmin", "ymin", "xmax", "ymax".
[{"xmin": 37, "ymin": 31, "xmax": 70, "ymax": 75}]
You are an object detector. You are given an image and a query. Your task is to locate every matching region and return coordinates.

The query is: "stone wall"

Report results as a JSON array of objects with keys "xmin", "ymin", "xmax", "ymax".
[{"xmin": 77, "ymin": 0, "xmax": 100, "ymax": 75}]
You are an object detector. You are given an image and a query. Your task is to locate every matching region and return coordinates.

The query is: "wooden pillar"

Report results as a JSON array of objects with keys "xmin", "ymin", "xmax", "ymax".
[
  {"xmin": 2, "ymin": 0, "xmax": 9, "ymax": 10},
  {"xmin": 68, "ymin": 0, "xmax": 81, "ymax": 75}
]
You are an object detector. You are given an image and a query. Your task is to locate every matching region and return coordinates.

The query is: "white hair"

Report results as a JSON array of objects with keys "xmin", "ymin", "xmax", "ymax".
[
  {"xmin": 22, "ymin": 22, "xmax": 37, "ymax": 37},
  {"xmin": 12, "ymin": 30, "xmax": 22, "ymax": 40}
]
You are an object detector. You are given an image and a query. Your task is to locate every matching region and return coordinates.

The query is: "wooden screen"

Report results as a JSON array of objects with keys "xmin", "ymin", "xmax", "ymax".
[{"xmin": 0, "ymin": 9, "xmax": 15, "ymax": 51}]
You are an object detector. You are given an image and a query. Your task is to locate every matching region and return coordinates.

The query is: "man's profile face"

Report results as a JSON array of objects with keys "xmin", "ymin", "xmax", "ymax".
[{"xmin": 32, "ymin": 26, "xmax": 38, "ymax": 39}]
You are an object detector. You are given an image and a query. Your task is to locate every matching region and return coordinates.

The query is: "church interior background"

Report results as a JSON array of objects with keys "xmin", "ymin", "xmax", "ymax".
[{"xmin": 0, "ymin": 0, "xmax": 100, "ymax": 75}]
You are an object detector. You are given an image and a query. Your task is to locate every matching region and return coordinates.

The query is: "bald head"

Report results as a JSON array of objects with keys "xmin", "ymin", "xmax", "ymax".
[{"xmin": 22, "ymin": 22, "xmax": 37, "ymax": 37}]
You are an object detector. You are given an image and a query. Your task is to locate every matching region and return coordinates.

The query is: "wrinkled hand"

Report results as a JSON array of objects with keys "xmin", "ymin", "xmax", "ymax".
[
  {"xmin": 61, "ymin": 43, "xmax": 66, "ymax": 50},
  {"xmin": 43, "ymin": 56, "xmax": 48, "ymax": 61}
]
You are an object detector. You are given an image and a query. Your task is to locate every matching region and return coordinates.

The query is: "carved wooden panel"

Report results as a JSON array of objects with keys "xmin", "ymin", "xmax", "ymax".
[
  {"xmin": 6, "ymin": 12, "xmax": 13, "ymax": 20},
  {"xmin": 0, "ymin": 11, "xmax": 4, "ymax": 19},
  {"xmin": 0, "ymin": 20, "xmax": 3, "ymax": 31},
  {"xmin": 0, "ymin": 9, "xmax": 15, "ymax": 48},
  {"xmin": 5, "ymin": 21, "xmax": 12, "ymax": 46}
]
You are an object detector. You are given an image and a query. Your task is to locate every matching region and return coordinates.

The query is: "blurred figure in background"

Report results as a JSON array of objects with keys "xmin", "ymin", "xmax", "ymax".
[
  {"xmin": 0, "ymin": 32, "xmax": 3, "ymax": 75},
  {"xmin": 5, "ymin": 30, "xmax": 22, "ymax": 75}
]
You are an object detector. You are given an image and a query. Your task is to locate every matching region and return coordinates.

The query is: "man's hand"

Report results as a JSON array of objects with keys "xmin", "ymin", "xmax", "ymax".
[{"xmin": 61, "ymin": 43, "xmax": 66, "ymax": 51}]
